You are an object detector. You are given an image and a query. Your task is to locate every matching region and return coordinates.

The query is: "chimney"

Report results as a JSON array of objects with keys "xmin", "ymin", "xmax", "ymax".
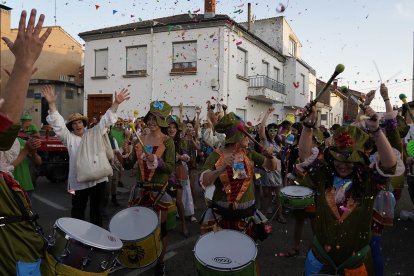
[
  {"xmin": 247, "ymin": 3, "xmax": 251, "ymax": 31},
  {"xmin": 333, "ymin": 80, "xmax": 338, "ymax": 90},
  {"xmin": 204, "ymin": 0, "xmax": 216, "ymax": 19}
]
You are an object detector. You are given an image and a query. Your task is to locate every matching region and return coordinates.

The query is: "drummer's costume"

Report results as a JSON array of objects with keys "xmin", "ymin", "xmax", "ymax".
[
  {"xmin": 199, "ymin": 113, "xmax": 269, "ymax": 241},
  {"xmin": 123, "ymin": 101, "xmax": 175, "ymax": 266},
  {"xmin": 0, "ymin": 138, "xmax": 45, "ymax": 275},
  {"xmin": 298, "ymin": 126, "xmax": 404, "ymax": 276}
]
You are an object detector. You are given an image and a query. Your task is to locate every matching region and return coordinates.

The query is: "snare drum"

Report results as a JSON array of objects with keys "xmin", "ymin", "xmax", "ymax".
[
  {"xmin": 109, "ymin": 206, "xmax": 162, "ymax": 268},
  {"xmin": 194, "ymin": 229, "xmax": 257, "ymax": 276},
  {"xmin": 47, "ymin": 218, "xmax": 123, "ymax": 273},
  {"xmin": 280, "ymin": 186, "xmax": 314, "ymax": 209}
]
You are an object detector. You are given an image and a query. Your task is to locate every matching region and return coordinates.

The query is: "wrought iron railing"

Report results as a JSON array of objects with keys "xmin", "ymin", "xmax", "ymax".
[{"xmin": 248, "ymin": 75, "xmax": 286, "ymax": 95}]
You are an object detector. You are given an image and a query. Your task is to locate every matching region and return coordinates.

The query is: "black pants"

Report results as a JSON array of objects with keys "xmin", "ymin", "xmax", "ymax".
[{"xmin": 71, "ymin": 181, "xmax": 106, "ymax": 227}]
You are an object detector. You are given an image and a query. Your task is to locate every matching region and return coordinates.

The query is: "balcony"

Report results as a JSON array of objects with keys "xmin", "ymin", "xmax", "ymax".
[{"xmin": 247, "ymin": 75, "xmax": 286, "ymax": 103}]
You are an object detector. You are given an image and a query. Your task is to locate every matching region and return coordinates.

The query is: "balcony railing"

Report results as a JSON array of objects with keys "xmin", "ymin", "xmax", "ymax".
[{"xmin": 249, "ymin": 75, "xmax": 286, "ymax": 95}]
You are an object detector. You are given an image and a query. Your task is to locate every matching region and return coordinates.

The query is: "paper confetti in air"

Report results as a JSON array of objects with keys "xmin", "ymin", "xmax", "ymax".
[{"xmin": 95, "ymin": 5, "xmax": 100, "ymax": 10}]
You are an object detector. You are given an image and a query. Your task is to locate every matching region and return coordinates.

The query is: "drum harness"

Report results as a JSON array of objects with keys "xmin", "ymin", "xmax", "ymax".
[{"xmin": 2, "ymin": 180, "xmax": 48, "ymax": 244}]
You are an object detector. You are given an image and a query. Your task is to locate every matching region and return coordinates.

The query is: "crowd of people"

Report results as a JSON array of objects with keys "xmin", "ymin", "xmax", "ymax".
[{"xmin": 0, "ymin": 8, "xmax": 413, "ymax": 276}]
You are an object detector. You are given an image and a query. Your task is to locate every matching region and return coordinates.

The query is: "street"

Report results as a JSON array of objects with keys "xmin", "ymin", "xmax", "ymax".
[{"xmin": 31, "ymin": 172, "xmax": 414, "ymax": 276}]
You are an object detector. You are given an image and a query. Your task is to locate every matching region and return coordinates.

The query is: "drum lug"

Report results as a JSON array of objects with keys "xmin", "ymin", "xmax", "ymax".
[
  {"xmin": 81, "ymin": 256, "xmax": 91, "ymax": 268},
  {"xmin": 61, "ymin": 247, "xmax": 70, "ymax": 258},
  {"xmin": 47, "ymin": 235, "xmax": 55, "ymax": 247},
  {"xmin": 100, "ymin": 260, "xmax": 109, "ymax": 270}
]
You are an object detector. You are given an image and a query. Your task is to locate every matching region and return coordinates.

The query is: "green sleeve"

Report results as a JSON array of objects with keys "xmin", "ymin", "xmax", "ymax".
[
  {"xmin": 248, "ymin": 149, "xmax": 266, "ymax": 168},
  {"xmin": 0, "ymin": 124, "xmax": 20, "ymax": 151},
  {"xmin": 202, "ymin": 151, "xmax": 220, "ymax": 171},
  {"xmin": 159, "ymin": 137, "xmax": 175, "ymax": 175}
]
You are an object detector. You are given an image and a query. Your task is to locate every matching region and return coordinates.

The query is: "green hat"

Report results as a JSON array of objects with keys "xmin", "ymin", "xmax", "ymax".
[
  {"xmin": 326, "ymin": 125, "xmax": 369, "ymax": 163},
  {"xmin": 144, "ymin": 101, "xmax": 171, "ymax": 128},
  {"xmin": 215, "ymin": 112, "xmax": 246, "ymax": 145},
  {"xmin": 166, "ymin": 114, "xmax": 182, "ymax": 130},
  {"xmin": 20, "ymin": 113, "xmax": 32, "ymax": 121}
]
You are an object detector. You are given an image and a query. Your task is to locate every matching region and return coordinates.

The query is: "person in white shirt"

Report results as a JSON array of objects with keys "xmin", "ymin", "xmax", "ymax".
[{"xmin": 42, "ymin": 85, "xmax": 130, "ymax": 226}]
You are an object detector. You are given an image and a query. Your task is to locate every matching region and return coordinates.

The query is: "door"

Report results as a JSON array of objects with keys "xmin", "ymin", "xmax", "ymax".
[{"xmin": 87, "ymin": 94, "xmax": 113, "ymax": 122}]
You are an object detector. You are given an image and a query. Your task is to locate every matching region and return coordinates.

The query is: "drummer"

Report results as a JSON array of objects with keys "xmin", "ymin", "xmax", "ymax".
[
  {"xmin": 122, "ymin": 101, "xmax": 175, "ymax": 276},
  {"xmin": 199, "ymin": 112, "xmax": 277, "ymax": 241},
  {"xmin": 298, "ymin": 105, "xmax": 404, "ymax": 276}
]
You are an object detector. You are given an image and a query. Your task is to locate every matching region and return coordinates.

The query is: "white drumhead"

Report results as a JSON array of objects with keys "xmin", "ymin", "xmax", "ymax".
[
  {"xmin": 204, "ymin": 185, "xmax": 215, "ymax": 201},
  {"xmin": 109, "ymin": 206, "xmax": 158, "ymax": 241},
  {"xmin": 55, "ymin": 217, "xmax": 122, "ymax": 250},
  {"xmin": 194, "ymin": 230, "xmax": 257, "ymax": 270},
  {"xmin": 281, "ymin": 186, "xmax": 313, "ymax": 198}
]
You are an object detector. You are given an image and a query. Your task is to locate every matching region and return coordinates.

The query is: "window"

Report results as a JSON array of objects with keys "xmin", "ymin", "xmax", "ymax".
[
  {"xmin": 330, "ymin": 113, "xmax": 333, "ymax": 126},
  {"xmin": 301, "ymin": 73, "xmax": 305, "ymax": 94},
  {"xmin": 236, "ymin": 108, "xmax": 246, "ymax": 121},
  {"xmin": 65, "ymin": 90, "xmax": 74, "ymax": 99},
  {"xmin": 273, "ymin": 67, "xmax": 280, "ymax": 82},
  {"xmin": 262, "ymin": 60, "xmax": 269, "ymax": 77},
  {"xmin": 95, "ymin": 48, "xmax": 108, "ymax": 77},
  {"xmin": 289, "ymin": 38, "xmax": 297, "ymax": 57},
  {"xmin": 237, "ymin": 48, "xmax": 247, "ymax": 77},
  {"xmin": 172, "ymin": 41, "xmax": 197, "ymax": 73},
  {"xmin": 126, "ymin": 45, "xmax": 147, "ymax": 75},
  {"xmin": 310, "ymin": 91, "xmax": 314, "ymax": 101}
]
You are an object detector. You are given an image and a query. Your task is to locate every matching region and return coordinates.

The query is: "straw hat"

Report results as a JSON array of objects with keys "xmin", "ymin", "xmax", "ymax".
[{"xmin": 66, "ymin": 113, "xmax": 88, "ymax": 131}]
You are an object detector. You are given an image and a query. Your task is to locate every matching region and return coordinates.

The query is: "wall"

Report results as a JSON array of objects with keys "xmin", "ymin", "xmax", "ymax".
[
  {"xmin": 1, "ymin": 25, "xmax": 83, "ymax": 96},
  {"xmin": 330, "ymin": 94, "xmax": 344, "ymax": 126}
]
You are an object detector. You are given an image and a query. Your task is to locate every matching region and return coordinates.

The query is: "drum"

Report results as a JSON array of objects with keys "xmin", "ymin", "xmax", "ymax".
[
  {"xmin": 194, "ymin": 229, "xmax": 257, "ymax": 276},
  {"xmin": 204, "ymin": 185, "xmax": 215, "ymax": 207},
  {"xmin": 280, "ymin": 186, "xmax": 314, "ymax": 209},
  {"xmin": 109, "ymin": 206, "xmax": 162, "ymax": 268},
  {"xmin": 47, "ymin": 218, "xmax": 123, "ymax": 273}
]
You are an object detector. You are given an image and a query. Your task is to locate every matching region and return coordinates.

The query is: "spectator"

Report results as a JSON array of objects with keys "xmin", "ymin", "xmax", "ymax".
[{"xmin": 42, "ymin": 85, "xmax": 130, "ymax": 227}]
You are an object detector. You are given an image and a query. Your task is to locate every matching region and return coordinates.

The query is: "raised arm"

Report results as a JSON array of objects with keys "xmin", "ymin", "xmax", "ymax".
[
  {"xmin": 259, "ymin": 107, "xmax": 274, "ymax": 140},
  {"xmin": 298, "ymin": 105, "xmax": 317, "ymax": 161},
  {"xmin": 364, "ymin": 105, "xmax": 396, "ymax": 169},
  {"xmin": 0, "ymin": 9, "xmax": 52, "ymax": 124},
  {"xmin": 98, "ymin": 88, "xmax": 130, "ymax": 132}
]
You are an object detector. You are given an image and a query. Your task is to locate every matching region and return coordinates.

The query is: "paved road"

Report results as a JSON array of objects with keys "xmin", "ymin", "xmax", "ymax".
[{"xmin": 31, "ymin": 173, "xmax": 414, "ymax": 276}]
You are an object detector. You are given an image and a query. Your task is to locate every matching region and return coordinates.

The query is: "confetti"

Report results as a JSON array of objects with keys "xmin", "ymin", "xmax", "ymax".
[
  {"xmin": 236, "ymin": 41, "xmax": 242, "ymax": 46},
  {"xmin": 95, "ymin": 4, "xmax": 100, "ymax": 10},
  {"xmin": 113, "ymin": 10, "xmax": 118, "ymax": 15},
  {"xmin": 276, "ymin": 3, "xmax": 286, "ymax": 13},
  {"xmin": 293, "ymin": 81, "xmax": 300, "ymax": 88}
]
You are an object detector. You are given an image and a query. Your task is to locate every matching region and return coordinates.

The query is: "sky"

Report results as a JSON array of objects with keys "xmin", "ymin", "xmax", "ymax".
[{"xmin": 3, "ymin": 0, "xmax": 414, "ymax": 112}]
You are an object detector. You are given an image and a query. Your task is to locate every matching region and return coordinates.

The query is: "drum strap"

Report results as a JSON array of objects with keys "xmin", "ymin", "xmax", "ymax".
[
  {"xmin": 312, "ymin": 236, "xmax": 370, "ymax": 274},
  {"xmin": 4, "ymin": 181, "xmax": 47, "ymax": 243}
]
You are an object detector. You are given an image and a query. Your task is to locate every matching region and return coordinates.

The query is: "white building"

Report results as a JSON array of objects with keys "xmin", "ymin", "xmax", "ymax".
[{"xmin": 79, "ymin": 1, "xmax": 315, "ymax": 124}]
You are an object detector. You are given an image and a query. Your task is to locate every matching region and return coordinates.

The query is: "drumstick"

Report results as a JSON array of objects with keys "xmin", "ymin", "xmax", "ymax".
[{"xmin": 236, "ymin": 124, "xmax": 264, "ymax": 151}]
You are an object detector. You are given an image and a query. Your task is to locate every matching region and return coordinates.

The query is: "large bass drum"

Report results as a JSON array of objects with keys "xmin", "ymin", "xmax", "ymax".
[{"xmin": 47, "ymin": 217, "xmax": 122, "ymax": 272}]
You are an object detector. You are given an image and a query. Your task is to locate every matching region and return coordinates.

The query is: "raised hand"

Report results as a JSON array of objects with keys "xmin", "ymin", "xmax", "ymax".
[
  {"xmin": 364, "ymin": 90, "xmax": 376, "ymax": 106},
  {"xmin": 2, "ymin": 9, "xmax": 52, "ymax": 68},
  {"xmin": 41, "ymin": 85, "xmax": 57, "ymax": 104},
  {"xmin": 363, "ymin": 106, "xmax": 379, "ymax": 131},
  {"xmin": 380, "ymin": 83, "xmax": 389, "ymax": 100},
  {"xmin": 114, "ymin": 89, "xmax": 130, "ymax": 104}
]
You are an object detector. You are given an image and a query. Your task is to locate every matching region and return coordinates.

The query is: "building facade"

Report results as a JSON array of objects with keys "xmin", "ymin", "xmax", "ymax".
[
  {"xmin": 0, "ymin": 4, "xmax": 84, "ymax": 126},
  {"xmin": 79, "ymin": 1, "xmax": 315, "ymax": 124}
]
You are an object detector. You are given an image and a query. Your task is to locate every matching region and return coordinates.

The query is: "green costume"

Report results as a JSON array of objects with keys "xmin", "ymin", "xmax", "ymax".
[
  {"xmin": 299, "ymin": 126, "xmax": 401, "ymax": 275},
  {"xmin": 12, "ymin": 138, "xmax": 34, "ymax": 192},
  {"xmin": 202, "ymin": 150, "xmax": 265, "ymax": 204},
  {"xmin": 0, "ymin": 173, "xmax": 44, "ymax": 275}
]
